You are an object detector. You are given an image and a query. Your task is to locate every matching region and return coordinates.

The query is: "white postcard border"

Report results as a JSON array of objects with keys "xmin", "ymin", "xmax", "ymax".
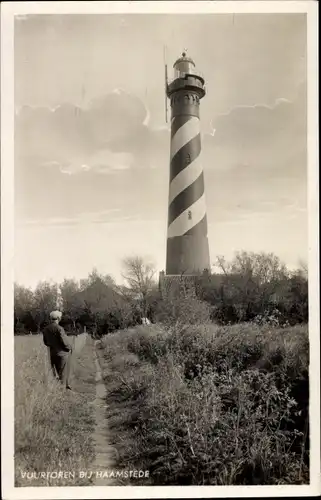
[{"xmin": 1, "ymin": 2, "xmax": 319, "ymax": 499}]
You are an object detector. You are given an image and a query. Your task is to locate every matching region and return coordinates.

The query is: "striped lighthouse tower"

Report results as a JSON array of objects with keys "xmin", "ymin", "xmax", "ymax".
[{"xmin": 165, "ymin": 52, "xmax": 210, "ymax": 277}]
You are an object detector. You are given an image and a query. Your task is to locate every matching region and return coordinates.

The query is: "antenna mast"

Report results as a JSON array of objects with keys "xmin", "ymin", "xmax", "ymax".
[{"xmin": 164, "ymin": 46, "xmax": 168, "ymax": 124}]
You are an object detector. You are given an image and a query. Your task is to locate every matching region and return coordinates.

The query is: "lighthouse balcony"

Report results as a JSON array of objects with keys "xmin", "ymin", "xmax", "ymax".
[{"xmin": 167, "ymin": 74, "xmax": 206, "ymax": 98}]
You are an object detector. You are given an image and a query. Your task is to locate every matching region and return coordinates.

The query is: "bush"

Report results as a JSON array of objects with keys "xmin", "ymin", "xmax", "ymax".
[
  {"xmin": 99, "ymin": 322, "xmax": 309, "ymax": 485},
  {"xmin": 143, "ymin": 365, "xmax": 304, "ymax": 485},
  {"xmin": 154, "ymin": 293, "xmax": 212, "ymax": 326}
]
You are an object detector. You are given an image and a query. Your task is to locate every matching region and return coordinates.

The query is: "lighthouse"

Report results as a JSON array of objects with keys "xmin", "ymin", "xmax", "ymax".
[{"xmin": 164, "ymin": 52, "xmax": 210, "ymax": 278}]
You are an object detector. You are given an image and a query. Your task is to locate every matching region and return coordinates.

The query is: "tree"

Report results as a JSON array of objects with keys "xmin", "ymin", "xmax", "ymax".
[
  {"xmin": 78, "ymin": 270, "xmax": 124, "ymax": 334},
  {"xmin": 216, "ymin": 252, "xmax": 288, "ymax": 284},
  {"xmin": 59, "ymin": 278, "xmax": 84, "ymax": 330},
  {"xmin": 214, "ymin": 252, "xmax": 289, "ymax": 321},
  {"xmin": 14, "ymin": 283, "xmax": 35, "ymax": 332},
  {"xmin": 30, "ymin": 281, "xmax": 58, "ymax": 332},
  {"xmin": 283, "ymin": 265, "xmax": 308, "ymax": 324},
  {"xmin": 297, "ymin": 259, "xmax": 308, "ymax": 280},
  {"xmin": 80, "ymin": 268, "xmax": 116, "ymax": 291},
  {"xmin": 121, "ymin": 255, "xmax": 157, "ymax": 318}
]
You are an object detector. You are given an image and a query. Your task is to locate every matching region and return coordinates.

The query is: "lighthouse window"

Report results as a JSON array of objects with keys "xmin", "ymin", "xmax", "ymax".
[
  {"xmin": 188, "ymin": 210, "xmax": 192, "ymax": 220},
  {"xmin": 185, "ymin": 154, "xmax": 191, "ymax": 165},
  {"xmin": 174, "ymin": 68, "xmax": 185, "ymax": 79},
  {"xmin": 174, "ymin": 61, "xmax": 194, "ymax": 78}
]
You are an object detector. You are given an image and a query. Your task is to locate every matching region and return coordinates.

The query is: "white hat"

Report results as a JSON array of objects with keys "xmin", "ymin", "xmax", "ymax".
[{"xmin": 50, "ymin": 310, "xmax": 62, "ymax": 320}]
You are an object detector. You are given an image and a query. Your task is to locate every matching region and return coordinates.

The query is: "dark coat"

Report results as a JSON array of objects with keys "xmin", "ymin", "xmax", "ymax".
[{"xmin": 43, "ymin": 321, "xmax": 72, "ymax": 355}]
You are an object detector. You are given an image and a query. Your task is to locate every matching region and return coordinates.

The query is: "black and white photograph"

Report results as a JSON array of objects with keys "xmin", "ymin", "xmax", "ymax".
[{"xmin": 1, "ymin": 1, "xmax": 319, "ymax": 498}]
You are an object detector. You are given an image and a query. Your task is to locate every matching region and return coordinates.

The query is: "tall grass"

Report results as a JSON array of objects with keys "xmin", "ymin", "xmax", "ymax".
[
  {"xmin": 15, "ymin": 335, "xmax": 96, "ymax": 486},
  {"xmin": 99, "ymin": 322, "xmax": 309, "ymax": 485}
]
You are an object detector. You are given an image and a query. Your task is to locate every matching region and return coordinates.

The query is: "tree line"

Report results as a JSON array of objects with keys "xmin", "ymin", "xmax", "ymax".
[
  {"xmin": 14, "ymin": 252, "xmax": 308, "ymax": 336},
  {"xmin": 14, "ymin": 257, "xmax": 156, "ymax": 336}
]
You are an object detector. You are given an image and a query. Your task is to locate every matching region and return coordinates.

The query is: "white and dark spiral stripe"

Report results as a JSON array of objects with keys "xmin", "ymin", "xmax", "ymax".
[{"xmin": 168, "ymin": 115, "xmax": 207, "ymax": 238}]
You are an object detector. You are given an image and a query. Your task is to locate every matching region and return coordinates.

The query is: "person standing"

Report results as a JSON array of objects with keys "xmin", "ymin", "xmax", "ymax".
[{"xmin": 43, "ymin": 310, "xmax": 73, "ymax": 390}]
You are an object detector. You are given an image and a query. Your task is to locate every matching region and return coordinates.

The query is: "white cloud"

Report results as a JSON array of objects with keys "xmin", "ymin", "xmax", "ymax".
[
  {"xmin": 215, "ymin": 96, "xmax": 294, "ymax": 121},
  {"xmin": 17, "ymin": 208, "xmax": 123, "ymax": 228},
  {"xmin": 57, "ymin": 150, "xmax": 135, "ymax": 176},
  {"xmin": 143, "ymin": 106, "xmax": 151, "ymax": 126},
  {"xmin": 16, "ymin": 90, "xmax": 148, "ymax": 175}
]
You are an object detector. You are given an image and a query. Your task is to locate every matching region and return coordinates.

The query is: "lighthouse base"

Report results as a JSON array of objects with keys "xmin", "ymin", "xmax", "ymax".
[
  {"xmin": 165, "ymin": 235, "xmax": 210, "ymax": 276},
  {"xmin": 158, "ymin": 268, "xmax": 210, "ymax": 300}
]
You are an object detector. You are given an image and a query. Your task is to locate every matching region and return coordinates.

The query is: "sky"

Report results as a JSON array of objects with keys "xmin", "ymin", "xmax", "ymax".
[{"xmin": 14, "ymin": 13, "xmax": 307, "ymax": 288}]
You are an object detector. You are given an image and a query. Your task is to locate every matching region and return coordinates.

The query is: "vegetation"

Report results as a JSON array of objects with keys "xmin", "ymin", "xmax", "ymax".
[
  {"xmin": 99, "ymin": 321, "xmax": 309, "ymax": 485},
  {"xmin": 15, "ymin": 334, "xmax": 96, "ymax": 486},
  {"xmin": 14, "ymin": 268, "xmax": 142, "ymax": 336},
  {"xmin": 121, "ymin": 255, "xmax": 157, "ymax": 318},
  {"xmin": 14, "ymin": 252, "xmax": 308, "ymax": 336},
  {"xmin": 195, "ymin": 252, "xmax": 308, "ymax": 326},
  {"xmin": 14, "ymin": 251, "xmax": 309, "ymax": 486}
]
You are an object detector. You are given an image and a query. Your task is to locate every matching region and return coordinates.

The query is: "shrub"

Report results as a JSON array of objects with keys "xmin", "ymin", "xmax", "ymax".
[
  {"xmin": 141, "ymin": 365, "xmax": 305, "ymax": 485},
  {"xmin": 154, "ymin": 294, "xmax": 211, "ymax": 326},
  {"xmin": 99, "ymin": 322, "xmax": 309, "ymax": 485}
]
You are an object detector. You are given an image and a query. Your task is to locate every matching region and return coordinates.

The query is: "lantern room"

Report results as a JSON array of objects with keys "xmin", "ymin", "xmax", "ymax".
[
  {"xmin": 173, "ymin": 52, "xmax": 196, "ymax": 79},
  {"xmin": 166, "ymin": 51, "xmax": 205, "ymax": 100}
]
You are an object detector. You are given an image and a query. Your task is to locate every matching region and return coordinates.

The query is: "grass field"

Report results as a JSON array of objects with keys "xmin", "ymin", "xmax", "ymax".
[
  {"xmin": 98, "ymin": 322, "xmax": 309, "ymax": 486},
  {"xmin": 15, "ymin": 334, "xmax": 97, "ymax": 487},
  {"xmin": 14, "ymin": 321, "xmax": 309, "ymax": 487}
]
